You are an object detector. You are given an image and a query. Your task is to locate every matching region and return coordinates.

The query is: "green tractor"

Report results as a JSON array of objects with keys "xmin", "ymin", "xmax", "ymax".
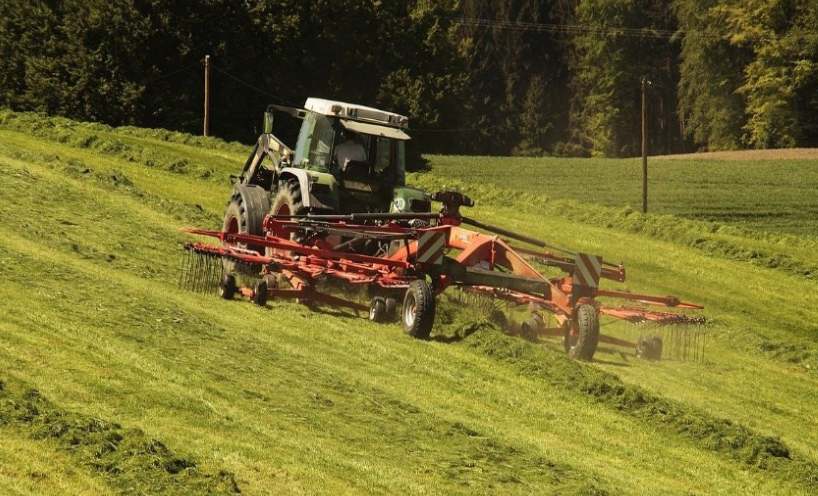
[{"xmin": 224, "ymin": 98, "xmax": 431, "ymax": 249}]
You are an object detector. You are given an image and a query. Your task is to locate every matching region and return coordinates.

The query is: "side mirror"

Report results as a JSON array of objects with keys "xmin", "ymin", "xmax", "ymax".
[{"xmin": 263, "ymin": 111, "xmax": 274, "ymax": 134}]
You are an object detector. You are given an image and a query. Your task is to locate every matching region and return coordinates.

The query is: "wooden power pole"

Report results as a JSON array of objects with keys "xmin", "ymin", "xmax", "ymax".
[
  {"xmin": 641, "ymin": 77, "xmax": 648, "ymax": 214},
  {"xmin": 203, "ymin": 55, "xmax": 210, "ymax": 137}
]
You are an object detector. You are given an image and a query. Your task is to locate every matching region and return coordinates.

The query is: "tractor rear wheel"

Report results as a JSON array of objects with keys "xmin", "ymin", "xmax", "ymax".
[
  {"xmin": 268, "ymin": 180, "xmax": 308, "ymax": 258},
  {"xmin": 270, "ymin": 181, "xmax": 307, "ymax": 231},
  {"xmin": 402, "ymin": 280, "xmax": 435, "ymax": 339},
  {"xmin": 568, "ymin": 304, "xmax": 600, "ymax": 361}
]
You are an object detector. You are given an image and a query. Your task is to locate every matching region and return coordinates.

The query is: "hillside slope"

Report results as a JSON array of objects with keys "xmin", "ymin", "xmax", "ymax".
[{"xmin": 1, "ymin": 111, "xmax": 817, "ymax": 495}]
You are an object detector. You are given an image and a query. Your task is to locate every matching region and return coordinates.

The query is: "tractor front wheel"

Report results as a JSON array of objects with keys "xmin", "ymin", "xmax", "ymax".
[
  {"xmin": 568, "ymin": 304, "xmax": 600, "ymax": 361},
  {"xmin": 223, "ymin": 186, "xmax": 270, "ymax": 275},
  {"xmin": 402, "ymin": 280, "xmax": 435, "ymax": 339}
]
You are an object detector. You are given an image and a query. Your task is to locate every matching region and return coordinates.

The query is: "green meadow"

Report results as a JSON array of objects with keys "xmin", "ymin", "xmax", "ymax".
[{"xmin": 0, "ymin": 111, "xmax": 817, "ymax": 495}]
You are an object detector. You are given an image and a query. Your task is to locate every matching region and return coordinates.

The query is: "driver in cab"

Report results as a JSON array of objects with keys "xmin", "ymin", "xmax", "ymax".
[{"xmin": 334, "ymin": 129, "xmax": 367, "ymax": 171}]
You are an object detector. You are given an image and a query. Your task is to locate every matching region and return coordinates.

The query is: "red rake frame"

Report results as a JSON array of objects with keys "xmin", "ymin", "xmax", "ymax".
[{"xmin": 183, "ymin": 213, "xmax": 704, "ymax": 360}]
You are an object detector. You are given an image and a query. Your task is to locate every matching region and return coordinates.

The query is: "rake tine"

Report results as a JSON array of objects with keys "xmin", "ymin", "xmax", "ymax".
[{"xmin": 201, "ymin": 253, "xmax": 209, "ymax": 293}]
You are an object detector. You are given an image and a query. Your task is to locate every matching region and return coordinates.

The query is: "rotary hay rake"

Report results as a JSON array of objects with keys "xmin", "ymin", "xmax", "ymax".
[{"xmin": 180, "ymin": 192, "xmax": 705, "ymax": 361}]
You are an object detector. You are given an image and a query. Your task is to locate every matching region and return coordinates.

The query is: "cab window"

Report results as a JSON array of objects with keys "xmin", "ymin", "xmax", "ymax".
[{"xmin": 294, "ymin": 114, "xmax": 335, "ymax": 171}]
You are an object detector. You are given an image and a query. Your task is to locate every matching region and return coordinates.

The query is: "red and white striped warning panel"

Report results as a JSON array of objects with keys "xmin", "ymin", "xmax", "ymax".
[
  {"xmin": 416, "ymin": 231, "xmax": 445, "ymax": 265},
  {"xmin": 573, "ymin": 252, "xmax": 602, "ymax": 288}
]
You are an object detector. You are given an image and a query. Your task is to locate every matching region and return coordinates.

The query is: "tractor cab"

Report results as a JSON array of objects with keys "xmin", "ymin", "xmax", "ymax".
[{"xmin": 285, "ymin": 98, "xmax": 424, "ymax": 214}]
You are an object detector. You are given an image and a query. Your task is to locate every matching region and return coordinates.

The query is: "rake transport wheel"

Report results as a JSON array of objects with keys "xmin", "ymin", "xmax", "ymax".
[
  {"xmin": 223, "ymin": 186, "xmax": 270, "ymax": 274},
  {"xmin": 219, "ymin": 274, "xmax": 237, "ymax": 300},
  {"xmin": 568, "ymin": 304, "xmax": 600, "ymax": 361},
  {"xmin": 402, "ymin": 280, "xmax": 435, "ymax": 339}
]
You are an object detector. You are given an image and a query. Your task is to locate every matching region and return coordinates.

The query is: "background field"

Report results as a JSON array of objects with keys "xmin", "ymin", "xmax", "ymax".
[
  {"xmin": 427, "ymin": 155, "xmax": 818, "ymax": 237},
  {"xmin": 1, "ymin": 111, "xmax": 817, "ymax": 496}
]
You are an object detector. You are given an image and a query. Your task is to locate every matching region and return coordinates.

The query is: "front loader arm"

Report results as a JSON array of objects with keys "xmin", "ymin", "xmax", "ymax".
[{"xmin": 238, "ymin": 133, "xmax": 294, "ymax": 186}]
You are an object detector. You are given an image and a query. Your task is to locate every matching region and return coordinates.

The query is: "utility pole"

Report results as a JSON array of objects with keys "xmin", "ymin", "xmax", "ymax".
[
  {"xmin": 203, "ymin": 55, "xmax": 210, "ymax": 137},
  {"xmin": 641, "ymin": 77, "xmax": 648, "ymax": 214}
]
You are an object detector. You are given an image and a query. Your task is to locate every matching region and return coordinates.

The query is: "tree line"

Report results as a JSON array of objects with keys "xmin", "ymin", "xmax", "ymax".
[{"xmin": 2, "ymin": 0, "xmax": 817, "ymax": 158}]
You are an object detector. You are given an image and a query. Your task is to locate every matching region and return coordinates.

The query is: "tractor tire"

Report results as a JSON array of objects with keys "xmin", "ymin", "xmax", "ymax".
[
  {"xmin": 369, "ymin": 297, "xmax": 387, "ymax": 322},
  {"xmin": 223, "ymin": 186, "xmax": 270, "ymax": 274},
  {"xmin": 568, "ymin": 304, "xmax": 600, "ymax": 361},
  {"xmin": 268, "ymin": 181, "xmax": 308, "ymax": 260},
  {"xmin": 270, "ymin": 180, "xmax": 307, "ymax": 223},
  {"xmin": 637, "ymin": 335, "xmax": 663, "ymax": 360},
  {"xmin": 402, "ymin": 280, "xmax": 436, "ymax": 339},
  {"xmin": 219, "ymin": 274, "xmax": 237, "ymax": 300},
  {"xmin": 253, "ymin": 280, "xmax": 268, "ymax": 307}
]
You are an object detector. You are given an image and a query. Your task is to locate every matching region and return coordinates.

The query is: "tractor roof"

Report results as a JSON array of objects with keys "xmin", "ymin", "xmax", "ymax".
[{"xmin": 305, "ymin": 98, "xmax": 409, "ymax": 129}]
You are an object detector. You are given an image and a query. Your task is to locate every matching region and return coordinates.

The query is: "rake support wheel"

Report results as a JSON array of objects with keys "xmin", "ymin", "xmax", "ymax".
[
  {"xmin": 219, "ymin": 274, "xmax": 237, "ymax": 300},
  {"xmin": 637, "ymin": 335, "xmax": 663, "ymax": 360},
  {"xmin": 568, "ymin": 304, "xmax": 600, "ymax": 361},
  {"xmin": 402, "ymin": 280, "xmax": 435, "ymax": 339},
  {"xmin": 384, "ymin": 297, "xmax": 398, "ymax": 320},
  {"xmin": 369, "ymin": 297, "xmax": 387, "ymax": 322},
  {"xmin": 253, "ymin": 280, "xmax": 268, "ymax": 306}
]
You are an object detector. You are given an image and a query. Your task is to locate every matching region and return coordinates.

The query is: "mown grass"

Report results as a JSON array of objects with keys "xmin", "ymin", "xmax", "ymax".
[
  {"xmin": 426, "ymin": 154, "xmax": 818, "ymax": 237},
  {"xmin": 1, "ymin": 111, "xmax": 817, "ymax": 495}
]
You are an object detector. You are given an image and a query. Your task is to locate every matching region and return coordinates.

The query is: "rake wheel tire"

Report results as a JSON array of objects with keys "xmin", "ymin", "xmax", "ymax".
[
  {"xmin": 521, "ymin": 314, "xmax": 542, "ymax": 342},
  {"xmin": 384, "ymin": 297, "xmax": 397, "ymax": 320},
  {"xmin": 568, "ymin": 304, "xmax": 600, "ymax": 361},
  {"xmin": 219, "ymin": 274, "xmax": 237, "ymax": 300},
  {"xmin": 562, "ymin": 322, "xmax": 572, "ymax": 354},
  {"xmin": 402, "ymin": 280, "xmax": 435, "ymax": 339},
  {"xmin": 253, "ymin": 280, "xmax": 268, "ymax": 307},
  {"xmin": 369, "ymin": 298, "xmax": 386, "ymax": 323}
]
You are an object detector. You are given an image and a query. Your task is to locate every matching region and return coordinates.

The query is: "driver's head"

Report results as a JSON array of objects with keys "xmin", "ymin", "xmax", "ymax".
[{"xmin": 341, "ymin": 129, "xmax": 359, "ymax": 142}]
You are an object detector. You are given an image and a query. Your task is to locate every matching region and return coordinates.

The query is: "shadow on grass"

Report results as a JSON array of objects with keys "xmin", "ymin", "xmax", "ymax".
[
  {"xmin": 592, "ymin": 358, "xmax": 631, "ymax": 368},
  {"xmin": 431, "ymin": 322, "xmax": 486, "ymax": 343}
]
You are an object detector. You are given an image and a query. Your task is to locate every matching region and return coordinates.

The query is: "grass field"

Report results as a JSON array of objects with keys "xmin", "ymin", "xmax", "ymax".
[
  {"xmin": 425, "ymin": 155, "xmax": 818, "ymax": 237},
  {"xmin": 1, "ymin": 110, "xmax": 817, "ymax": 495}
]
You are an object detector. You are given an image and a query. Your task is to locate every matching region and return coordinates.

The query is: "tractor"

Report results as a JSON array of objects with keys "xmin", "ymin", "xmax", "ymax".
[{"xmin": 223, "ymin": 98, "xmax": 432, "ymax": 254}]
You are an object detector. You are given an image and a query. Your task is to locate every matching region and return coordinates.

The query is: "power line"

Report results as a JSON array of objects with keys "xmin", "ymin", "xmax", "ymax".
[
  {"xmin": 209, "ymin": 63, "xmax": 297, "ymax": 107},
  {"xmin": 454, "ymin": 17, "xmax": 690, "ymax": 40},
  {"xmin": 453, "ymin": 17, "xmax": 818, "ymax": 41},
  {"xmin": 410, "ymin": 124, "xmax": 507, "ymax": 133},
  {"xmin": 144, "ymin": 59, "xmax": 203, "ymax": 84}
]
